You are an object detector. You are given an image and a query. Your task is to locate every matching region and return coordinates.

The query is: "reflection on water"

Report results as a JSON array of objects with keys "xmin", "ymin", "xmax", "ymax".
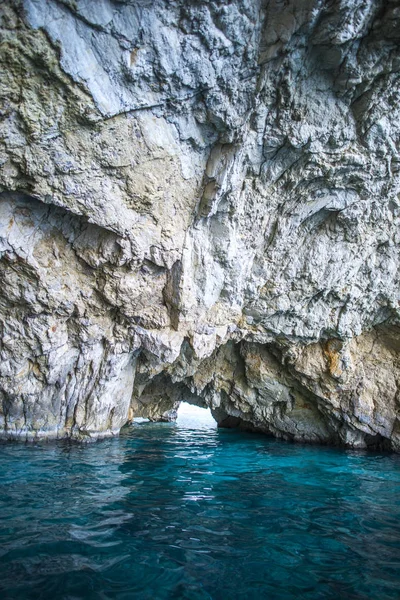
[{"xmin": 0, "ymin": 416, "xmax": 399, "ymax": 599}]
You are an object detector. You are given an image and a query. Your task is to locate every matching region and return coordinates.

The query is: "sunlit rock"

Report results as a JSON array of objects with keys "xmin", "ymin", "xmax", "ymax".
[{"xmin": 0, "ymin": 0, "xmax": 399, "ymax": 449}]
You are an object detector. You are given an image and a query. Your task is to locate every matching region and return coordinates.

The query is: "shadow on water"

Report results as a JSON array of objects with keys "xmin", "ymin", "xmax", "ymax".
[{"xmin": 0, "ymin": 415, "xmax": 399, "ymax": 599}]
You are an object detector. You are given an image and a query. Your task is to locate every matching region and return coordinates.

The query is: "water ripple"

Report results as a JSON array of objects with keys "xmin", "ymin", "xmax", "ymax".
[{"xmin": 0, "ymin": 415, "xmax": 399, "ymax": 599}]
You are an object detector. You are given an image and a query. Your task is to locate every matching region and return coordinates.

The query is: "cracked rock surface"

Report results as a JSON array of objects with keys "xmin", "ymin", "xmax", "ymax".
[{"xmin": 0, "ymin": 0, "xmax": 399, "ymax": 449}]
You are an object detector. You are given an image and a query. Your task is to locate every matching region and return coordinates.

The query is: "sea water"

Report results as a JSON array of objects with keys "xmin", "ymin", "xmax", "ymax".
[{"xmin": 0, "ymin": 404, "xmax": 399, "ymax": 600}]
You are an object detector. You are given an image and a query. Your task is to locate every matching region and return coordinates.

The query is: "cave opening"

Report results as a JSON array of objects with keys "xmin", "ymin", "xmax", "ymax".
[{"xmin": 176, "ymin": 402, "xmax": 217, "ymax": 428}]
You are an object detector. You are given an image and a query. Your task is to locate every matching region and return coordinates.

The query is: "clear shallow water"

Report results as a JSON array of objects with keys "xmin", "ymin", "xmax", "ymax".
[{"xmin": 0, "ymin": 408, "xmax": 400, "ymax": 600}]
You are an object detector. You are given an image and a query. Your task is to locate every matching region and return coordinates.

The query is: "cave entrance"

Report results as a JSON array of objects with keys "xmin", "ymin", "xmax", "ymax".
[{"xmin": 176, "ymin": 402, "xmax": 217, "ymax": 428}]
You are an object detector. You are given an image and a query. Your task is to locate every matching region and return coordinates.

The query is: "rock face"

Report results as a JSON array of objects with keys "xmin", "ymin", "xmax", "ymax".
[{"xmin": 0, "ymin": 0, "xmax": 399, "ymax": 448}]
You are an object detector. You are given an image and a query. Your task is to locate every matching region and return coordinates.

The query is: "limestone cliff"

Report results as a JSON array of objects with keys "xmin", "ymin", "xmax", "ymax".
[{"xmin": 0, "ymin": 0, "xmax": 399, "ymax": 449}]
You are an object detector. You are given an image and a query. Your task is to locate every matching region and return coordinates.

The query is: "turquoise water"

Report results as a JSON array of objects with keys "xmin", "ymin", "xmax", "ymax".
[{"xmin": 0, "ymin": 407, "xmax": 400, "ymax": 600}]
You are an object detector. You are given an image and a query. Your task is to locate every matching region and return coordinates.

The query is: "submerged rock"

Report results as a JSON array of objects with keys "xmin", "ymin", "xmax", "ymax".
[{"xmin": 0, "ymin": 0, "xmax": 399, "ymax": 449}]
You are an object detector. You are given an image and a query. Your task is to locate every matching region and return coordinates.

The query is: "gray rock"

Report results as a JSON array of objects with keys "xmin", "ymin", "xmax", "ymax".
[{"xmin": 0, "ymin": 0, "xmax": 399, "ymax": 449}]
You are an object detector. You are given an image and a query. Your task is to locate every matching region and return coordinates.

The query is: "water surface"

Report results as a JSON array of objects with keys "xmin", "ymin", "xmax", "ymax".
[{"xmin": 0, "ymin": 406, "xmax": 399, "ymax": 599}]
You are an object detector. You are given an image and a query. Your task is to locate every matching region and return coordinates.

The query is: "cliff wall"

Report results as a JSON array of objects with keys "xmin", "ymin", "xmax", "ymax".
[{"xmin": 1, "ymin": 0, "xmax": 399, "ymax": 449}]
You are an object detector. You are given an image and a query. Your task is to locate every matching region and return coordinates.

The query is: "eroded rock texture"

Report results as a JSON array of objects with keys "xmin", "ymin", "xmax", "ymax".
[{"xmin": 0, "ymin": 0, "xmax": 399, "ymax": 448}]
